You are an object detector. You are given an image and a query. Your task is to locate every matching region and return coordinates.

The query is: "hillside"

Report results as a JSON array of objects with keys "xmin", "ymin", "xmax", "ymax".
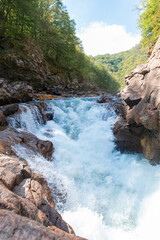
[
  {"xmin": 94, "ymin": 44, "xmax": 148, "ymax": 89},
  {"xmin": 0, "ymin": 0, "xmax": 119, "ymax": 94}
]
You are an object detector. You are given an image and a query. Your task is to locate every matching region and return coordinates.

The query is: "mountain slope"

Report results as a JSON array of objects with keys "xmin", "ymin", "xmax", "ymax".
[{"xmin": 94, "ymin": 44, "xmax": 148, "ymax": 89}]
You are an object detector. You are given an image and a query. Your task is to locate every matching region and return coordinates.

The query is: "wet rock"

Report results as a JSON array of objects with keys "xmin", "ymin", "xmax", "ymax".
[
  {"xmin": 0, "ymin": 110, "xmax": 7, "ymax": 126},
  {"xmin": 33, "ymin": 173, "xmax": 55, "ymax": 208},
  {"xmin": 97, "ymin": 94, "xmax": 113, "ymax": 103},
  {"xmin": 2, "ymin": 103, "xmax": 19, "ymax": 116},
  {"xmin": 0, "ymin": 128, "xmax": 54, "ymax": 161},
  {"xmin": 114, "ymin": 36, "xmax": 160, "ymax": 164},
  {"xmin": 97, "ymin": 94, "xmax": 122, "ymax": 114},
  {"xmin": 35, "ymin": 93, "xmax": 57, "ymax": 101},
  {"xmin": 20, "ymin": 130, "xmax": 54, "ymax": 161},
  {"xmin": 40, "ymin": 199, "xmax": 75, "ymax": 234},
  {"xmin": 141, "ymin": 132, "xmax": 160, "ymax": 165},
  {"xmin": 34, "ymin": 102, "xmax": 54, "ymax": 124},
  {"xmin": 0, "ymin": 210, "xmax": 86, "ymax": 240},
  {"xmin": 113, "ymin": 117, "xmax": 143, "ymax": 153},
  {"xmin": 45, "ymin": 112, "xmax": 54, "ymax": 121}
]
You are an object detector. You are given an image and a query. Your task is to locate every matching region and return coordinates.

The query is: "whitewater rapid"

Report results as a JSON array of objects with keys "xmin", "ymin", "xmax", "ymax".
[{"xmin": 9, "ymin": 97, "xmax": 160, "ymax": 240}]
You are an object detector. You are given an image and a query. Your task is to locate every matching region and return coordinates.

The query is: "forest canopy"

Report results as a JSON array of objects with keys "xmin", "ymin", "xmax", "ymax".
[
  {"xmin": 139, "ymin": 0, "xmax": 160, "ymax": 47},
  {"xmin": 0, "ymin": 0, "xmax": 119, "ymax": 92}
]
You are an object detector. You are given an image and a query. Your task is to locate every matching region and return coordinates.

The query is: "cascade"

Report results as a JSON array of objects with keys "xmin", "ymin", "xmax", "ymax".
[{"xmin": 9, "ymin": 97, "xmax": 160, "ymax": 240}]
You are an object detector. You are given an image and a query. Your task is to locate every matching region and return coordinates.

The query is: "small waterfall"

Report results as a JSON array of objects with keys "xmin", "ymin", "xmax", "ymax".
[
  {"xmin": 9, "ymin": 97, "xmax": 160, "ymax": 240},
  {"xmin": 9, "ymin": 105, "xmax": 42, "ymax": 132}
]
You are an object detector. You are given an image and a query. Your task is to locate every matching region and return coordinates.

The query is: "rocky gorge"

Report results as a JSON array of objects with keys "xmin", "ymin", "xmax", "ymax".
[
  {"xmin": 0, "ymin": 39, "xmax": 104, "ymax": 239},
  {"xmin": 1, "ymin": 33, "xmax": 160, "ymax": 240},
  {"xmin": 0, "ymin": 103, "xmax": 87, "ymax": 239},
  {"xmin": 113, "ymin": 36, "xmax": 160, "ymax": 164}
]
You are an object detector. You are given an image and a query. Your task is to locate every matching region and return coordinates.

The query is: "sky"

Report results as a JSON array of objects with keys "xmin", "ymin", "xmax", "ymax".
[{"xmin": 62, "ymin": 0, "xmax": 142, "ymax": 56}]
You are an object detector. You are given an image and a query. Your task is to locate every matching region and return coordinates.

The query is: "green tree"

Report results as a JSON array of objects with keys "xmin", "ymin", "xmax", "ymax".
[{"xmin": 139, "ymin": 0, "xmax": 160, "ymax": 47}]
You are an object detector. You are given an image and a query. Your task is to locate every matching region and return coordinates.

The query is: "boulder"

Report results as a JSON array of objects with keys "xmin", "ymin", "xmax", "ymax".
[
  {"xmin": 40, "ymin": 199, "xmax": 75, "ymax": 234},
  {"xmin": 0, "ymin": 181, "xmax": 39, "ymax": 221},
  {"xmin": 0, "ymin": 128, "xmax": 54, "ymax": 161},
  {"xmin": 114, "ymin": 36, "xmax": 160, "ymax": 163},
  {"xmin": 0, "ymin": 167, "xmax": 17, "ymax": 190},
  {"xmin": 13, "ymin": 179, "xmax": 43, "ymax": 208},
  {"xmin": 20, "ymin": 130, "xmax": 54, "ymax": 161},
  {"xmin": 2, "ymin": 103, "xmax": 19, "ymax": 116},
  {"xmin": 34, "ymin": 102, "xmax": 54, "ymax": 124},
  {"xmin": 0, "ymin": 78, "xmax": 34, "ymax": 105},
  {"xmin": 0, "ymin": 154, "xmax": 32, "ymax": 187},
  {"xmin": 113, "ymin": 117, "xmax": 143, "ymax": 153},
  {"xmin": 0, "ymin": 210, "xmax": 87, "ymax": 240},
  {"xmin": 0, "ymin": 110, "xmax": 7, "ymax": 126},
  {"xmin": 97, "ymin": 94, "xmax": 122, "ymax": 114},
  {"xmin": 33, "ymin": 173, "xmax": 55, "ymax": 208}
]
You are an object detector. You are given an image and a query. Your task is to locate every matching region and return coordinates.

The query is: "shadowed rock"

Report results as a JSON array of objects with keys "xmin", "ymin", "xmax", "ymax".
[{"xmin": 114, "ymin": 36, "xmax": 160, "ymax": 164}]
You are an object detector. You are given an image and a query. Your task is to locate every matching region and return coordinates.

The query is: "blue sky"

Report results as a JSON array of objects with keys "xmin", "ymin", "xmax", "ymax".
[{"xmin": 62, "ymin": 0, "xmax": 142, "ymax": 56}]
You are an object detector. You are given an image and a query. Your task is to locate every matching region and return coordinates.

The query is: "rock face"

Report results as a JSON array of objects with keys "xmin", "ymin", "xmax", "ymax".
[
  {"xmin": 0, "ymin": 210, "xmax": 86, "ymax": 240},
  {"xmin": 0, "ymin": 78, "xmax": 34, "ymax": 105},
  {"xmin": 0, "ymin": 124, "xmax": 86, "ymax": 239},
  {"xmin": 97, "ymin": 93, "xmax": 122, "ymax": 114},
  {"xmin": 114, "ymin": 36, "xmax": 160, "ymax": 164},
  {"xmin": 0, "ymin": 154, "xmax": 86, "ymax": 240},
  {"xmin": 0, "ymin": 127, "xmax": 54, "ymax": 161}
]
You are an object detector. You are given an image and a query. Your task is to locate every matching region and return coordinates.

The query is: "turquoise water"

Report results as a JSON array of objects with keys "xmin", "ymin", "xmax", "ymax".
[{"xmin": 10, "ymin": 97, "xmax": 160, "ymax": 240}]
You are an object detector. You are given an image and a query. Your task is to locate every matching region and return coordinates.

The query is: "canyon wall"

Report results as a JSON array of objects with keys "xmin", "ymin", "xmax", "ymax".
[{"xmin": 114, "ymin": 36, "xmax": 160, "ymax": 164}]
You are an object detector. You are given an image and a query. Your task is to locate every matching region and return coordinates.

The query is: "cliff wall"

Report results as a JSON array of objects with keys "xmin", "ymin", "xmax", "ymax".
[{"xmin": 114, "ymin": 36, "xmax": 160, "ymax": 164}]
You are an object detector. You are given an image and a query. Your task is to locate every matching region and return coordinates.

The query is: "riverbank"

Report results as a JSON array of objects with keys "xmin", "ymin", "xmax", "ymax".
[
  {"xmin": 113, "ymin": 36, "xmax": 160, "ymax": 164},
  {"xmin": 3, "ymin": 97, "xmax": 160, "ymax": 240},
  {"xmin": 0, "ymin": 100, "xmax": 88, "ymax": 239}
]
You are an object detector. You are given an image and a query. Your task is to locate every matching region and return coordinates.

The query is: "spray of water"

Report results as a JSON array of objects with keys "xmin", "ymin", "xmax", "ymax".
[{"xmin": 10, "ymin": 97, "xmax": 160, "ymax": 240}]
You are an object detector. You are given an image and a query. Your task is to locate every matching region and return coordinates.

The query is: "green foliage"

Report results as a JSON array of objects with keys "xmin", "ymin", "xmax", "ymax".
[
  {"xmin": 0, "ymin": 0, "xmax": 119, "ymax": 92},
  {"xmin": 94, "ymin": 44, "xmax": 148, "ymax": 89},
  {"xmin": 138, "ymin": 0, "xmax": 160, "ymax": 47}
]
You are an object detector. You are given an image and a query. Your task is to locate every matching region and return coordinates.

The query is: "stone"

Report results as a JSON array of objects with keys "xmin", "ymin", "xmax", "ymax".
[
  {"xmin": 35, "ymin": 93, "xmax": 57, "ymax": 101},
  {"xmin": 13, "ymin": 179, "xmax": 43, "ymax": 208},
  {"xmin": 97, "ymin": 94, "xmax": 122, "ymax": 114},
  {"xmin": 2, "ymin": 103, "xmax": 19, "ymax": 116},
  {"xmin": 0, "ymin": 210, "xmax": 86, "ymax": 240},
  {"xmin": 33, "ymin": 173, "xmax": 55, "ymax": 208},
  {"xmin": 0, "ymin": 154, "xmax": 32, "ymax": 186},
  {"xmin": 114, "ymin": 36, "xmax": 160, "ymax": 164},
  {"xmin": 0, "ymin": 182, "xmax": 39, "ymax": 221},
  {"xmin": 38, "ymin": 209, "xmax": 51, "ymax": 227},
  {"xmin": 0, "ymin": 110, "xmax": 7, "ymax": 126},
  {"xmin": 0, "ymin": 167, "xmax": 17, "ymax": 190},
  {"xmin": 113, "ymin": 117, "xmax": 143, "ymax": 153},
  {"xmin": 0, "ymin": 78, "xmax": 34, "ymax": 105},
  {"xmin": 40, "ymin": 199, "xmax": 75, "ymax": 234},
  {"xmin": 34, "ymin": 102, "xmax": 54, "ymax": 124},
  {"xmin": 0, "ymin": 128, "xmax": 54, "ymax": 161},
  {"xmin": 20, "ymin": 130, "xmax": 54, "ymax": 160}
]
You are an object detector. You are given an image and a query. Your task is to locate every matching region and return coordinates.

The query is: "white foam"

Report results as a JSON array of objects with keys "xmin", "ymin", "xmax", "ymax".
[{"xmin": 12, "ymin": 98, "xmax": 160, "ymax": 240}]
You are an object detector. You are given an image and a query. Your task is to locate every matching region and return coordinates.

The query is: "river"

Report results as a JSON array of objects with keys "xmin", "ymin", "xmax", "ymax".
[{"xmin": 9, "ymin": 97, "xmax": 160, "ymax": 240}]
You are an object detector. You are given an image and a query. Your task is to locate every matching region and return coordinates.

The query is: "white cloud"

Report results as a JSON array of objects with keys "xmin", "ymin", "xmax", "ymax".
[{"xmin": 77, "ymin": 22, "xmax": 141, "ymax": 56}]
